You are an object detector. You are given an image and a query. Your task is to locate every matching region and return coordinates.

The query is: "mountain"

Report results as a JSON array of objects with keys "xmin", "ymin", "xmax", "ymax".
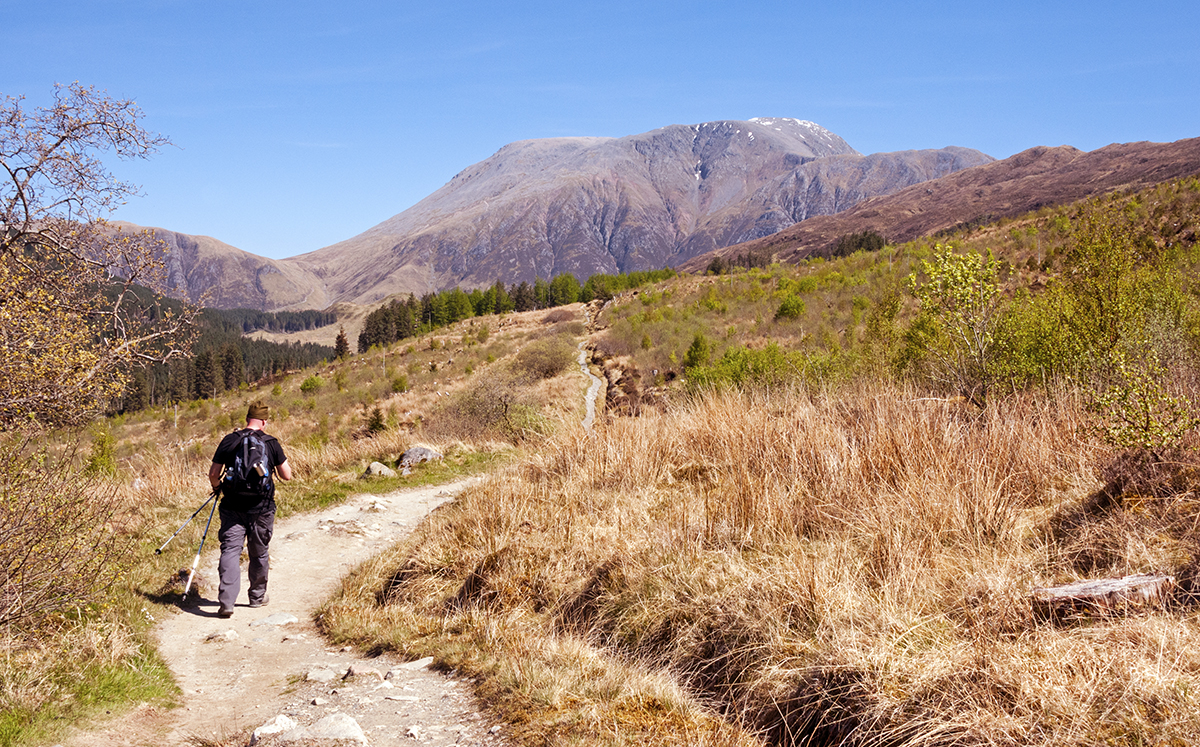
[
  {"xmin": 683, "ymin": 137, "xmax": 1200, "ymax": 269},
  {"xmin": 113, "ymin": 224, "xmax": 331, "ymax": 310},
  {"xmin": 284, "ymin": 118, "xmax": 992, "ymax": 306}
]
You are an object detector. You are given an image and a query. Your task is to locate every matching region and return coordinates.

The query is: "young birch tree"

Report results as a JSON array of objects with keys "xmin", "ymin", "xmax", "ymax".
[
  {"xmin": 1, "ymin": 82, "xmax": 195, "ymax": 428},
  {"xmin": 1, "ymin": 83, "xmax": 194, "ymax": 626},
  {"xmin": 906, "ymin": 245, "xmax": 1002, "ymax": 408}
]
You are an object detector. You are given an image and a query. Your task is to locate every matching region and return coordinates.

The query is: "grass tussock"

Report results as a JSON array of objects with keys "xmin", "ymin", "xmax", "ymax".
[{"xmin": 319, "ymin": 384, "xmax": 1200, "ymax": 746}]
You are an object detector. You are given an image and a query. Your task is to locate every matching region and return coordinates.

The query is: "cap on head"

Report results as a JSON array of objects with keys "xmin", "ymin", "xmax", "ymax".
[{"xmin": 246, "ymin": 401, "xmax": 270, "ymax": 422}]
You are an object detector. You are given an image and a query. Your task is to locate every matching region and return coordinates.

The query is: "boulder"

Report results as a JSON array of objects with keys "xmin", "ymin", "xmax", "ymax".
[
  {"xmin": 398, "ymin": 446, "xmax": 442, "ymax": 469},
  {"xmin": 360, "ymin": 461, "xmax": 397, "ymax": 479}
]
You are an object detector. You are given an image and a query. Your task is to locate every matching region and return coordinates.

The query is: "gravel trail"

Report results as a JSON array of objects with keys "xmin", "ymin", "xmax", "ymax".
[{"xmin": 63, "ymin": 478, "xmax": 511, "ymax": 747}]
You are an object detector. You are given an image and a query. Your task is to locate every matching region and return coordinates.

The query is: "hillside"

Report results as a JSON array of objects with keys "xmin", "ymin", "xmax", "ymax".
[
  {"xmin": 684, "ymin": 136, "xmax": 1200, "ymax": 269},
  {"xmin": 19, "ymin": 177, "xmax": 1200, "ymax": 747}
]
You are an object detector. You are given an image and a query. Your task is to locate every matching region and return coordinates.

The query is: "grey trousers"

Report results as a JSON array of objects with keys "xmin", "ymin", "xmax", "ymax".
[{"xmin": 217, "ymin": 506, "xmax": 274, "ymax": 610}]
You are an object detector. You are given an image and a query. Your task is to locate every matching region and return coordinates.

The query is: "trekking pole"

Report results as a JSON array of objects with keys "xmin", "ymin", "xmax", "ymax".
[
  {"xmin": 182, "ymin": 490, "xmax": 220, "ymax": 601},
  {"xmin": 154, "ymin": 489, "xmax": 218, "ymax": 555}
]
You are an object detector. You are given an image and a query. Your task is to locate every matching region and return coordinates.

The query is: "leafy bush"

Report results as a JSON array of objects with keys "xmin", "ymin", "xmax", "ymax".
[
  {"xmin": 687, "ymin": 344, "xmax": 805, "ymax": 389},
  {"xmin": 514, "ymin": 336, "xmax": 576, "ymax": 380},
  {"xmin": 774, "ymin": 295, "xmax": 806, "ymax": 320},
  {"xmin": 299, "ymin": 374, "xmax": 324, "ymax": 393},
  {"xmin": 438, "ymin": 367, "xmax": 547, "ymax": 442},
  {"xmin": 1086, "ymin": 348, "xmax": 1200, "ymax": 455}
]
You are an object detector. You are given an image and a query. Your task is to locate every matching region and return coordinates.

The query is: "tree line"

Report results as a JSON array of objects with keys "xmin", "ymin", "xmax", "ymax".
[
  {"xmin": 357, "ymin": 269, "xmax": 675, "ymax": 352},
  {"xmin": 115, "ymin": 307, "xmax": 335, "ymax": 412}
]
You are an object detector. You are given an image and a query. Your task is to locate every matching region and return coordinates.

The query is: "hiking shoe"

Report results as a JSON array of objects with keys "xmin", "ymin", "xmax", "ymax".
[
  {"xmin": 217, "ymin": 607, "xmax": 234, "ymax": 618},
  {"xmin": 249, "ymin": 594, "xmax": 269, "ymax": 608}
]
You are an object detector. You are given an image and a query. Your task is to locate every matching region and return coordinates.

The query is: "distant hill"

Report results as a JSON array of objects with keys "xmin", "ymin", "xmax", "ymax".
[
  {"xmin": 683, "ymin": 137, "xmax": 1200, "ymax": 269},
  {"xmin": 114, "ymin": 224, "xmax": 331, "ymax": 310}
]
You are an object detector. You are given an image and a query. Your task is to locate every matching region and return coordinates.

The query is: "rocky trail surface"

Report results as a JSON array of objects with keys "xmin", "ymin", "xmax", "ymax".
[{"xmin": 62, "ymin": 478, "xmax": 512, "ymax": 747}]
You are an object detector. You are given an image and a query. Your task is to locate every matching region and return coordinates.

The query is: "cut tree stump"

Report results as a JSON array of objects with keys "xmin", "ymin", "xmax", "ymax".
[{"xmin": 1031, "ymin": 573, "xmax": 1176, "ymax": 620}]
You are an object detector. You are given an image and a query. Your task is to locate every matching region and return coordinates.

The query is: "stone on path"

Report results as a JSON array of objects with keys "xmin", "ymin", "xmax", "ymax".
[
  {"xmin": 386, "ymin": 656, "xmax": 434, "ymax": 676},
  {"xmin": 204, "ymin": 629, "xmax": 238, "ymax": 643},
  {"xmin": 306, "ymin": 668, "xmax": 338, "ymax": 683},
  {"xmin": 277, "ymin": 713, "xmax": 368, "ymax": 744},
  {"xmin": 250, "ymin": 612, "xmax": 299, "ymax": 627},
  {"xmin": 250, "ymin": 714, "xmax": 297, "ymax": 744}
]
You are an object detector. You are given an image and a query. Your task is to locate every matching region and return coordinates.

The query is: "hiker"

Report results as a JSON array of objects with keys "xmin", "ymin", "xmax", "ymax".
[{"xmin": 208, "ymin": 401, "xmax": 293, "ymax": 618}]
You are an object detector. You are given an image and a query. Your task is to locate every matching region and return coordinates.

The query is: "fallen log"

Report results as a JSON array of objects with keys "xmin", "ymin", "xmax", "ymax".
[{"xmin": 1031, "ymin": 573, "xmax": 1176, "ymax": 620}]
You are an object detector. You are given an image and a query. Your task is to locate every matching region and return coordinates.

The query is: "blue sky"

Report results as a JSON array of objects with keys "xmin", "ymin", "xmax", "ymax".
[{"xmin": 6, "ymin": 1, "xmax": 1198, "ymax": 259}]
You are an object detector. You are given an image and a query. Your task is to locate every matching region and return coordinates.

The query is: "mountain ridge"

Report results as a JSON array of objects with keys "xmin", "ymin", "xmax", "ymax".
[{"xmin": 685, "ymin": 137, "xmax": 1200, "ymax": 268}]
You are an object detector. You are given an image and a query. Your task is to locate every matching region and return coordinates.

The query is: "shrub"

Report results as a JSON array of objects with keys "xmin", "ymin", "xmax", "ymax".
[
  {"xmin": 365, "ymin": 406, "xmax": 386, "ymax": 436},
  {"xmin": 515, "ymin": 336, "xmax": 576, "ymax": 380},
  {"xmin": 774, "ymin": 295, "xmax": 806, "ymax": 320},
  {"xmin": 438, "ymin": 366, "xmax": 547, "ymax": 442},
  {"xmin": 392, "ymin": 375, "xmax": 408, "ymax": 393},
  {"xmin": 687, "ymin": 344, "xmax": 805, "ymax": 389},
  {"xmin": 541, "ymin": 308, "xmax": 575, "ymax": 324},
  {"xmin": 300, "ymin": 375, "xmax": 324, "ymax": 393},
  {"xmin": 0, "ymin": 440, "xmax": 128, "ymax": 626},
  {"xmin": 683, "ymin": 333, "xmax": 711, "ymax": 371}
]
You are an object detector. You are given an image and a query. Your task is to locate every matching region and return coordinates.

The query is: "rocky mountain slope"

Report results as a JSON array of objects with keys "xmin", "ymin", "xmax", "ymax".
[
  {"xmin": 285, "ymin": 118, "xmax": 991, "ymax": 306},
  {"xmin": 116, "ymin": 223, "xmax": 331, "ymax": 310},
  {"xmin": 130, "ymin": 119, "xmax": 991, "ymax": 310},
  {"xmin": 684, "ymin": 136, "xmax": 1200, "ymax": 268}
]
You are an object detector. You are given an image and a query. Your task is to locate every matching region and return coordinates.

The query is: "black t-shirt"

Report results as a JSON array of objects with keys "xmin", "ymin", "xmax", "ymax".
[{"xmin": 212, "ymin": 428, "xmax": 287, "ymax": 512}]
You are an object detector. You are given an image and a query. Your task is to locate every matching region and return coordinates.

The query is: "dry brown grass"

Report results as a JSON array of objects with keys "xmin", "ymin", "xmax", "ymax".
[{"xmin": 319, "ymin": 383, "xmax": 1200, "ymax": 746}]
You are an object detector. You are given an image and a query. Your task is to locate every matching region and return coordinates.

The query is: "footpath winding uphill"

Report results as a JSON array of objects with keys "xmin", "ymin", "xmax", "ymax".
[{"xmin": 64, "ymin": 479, "xmax": 513, "ymax": 747}]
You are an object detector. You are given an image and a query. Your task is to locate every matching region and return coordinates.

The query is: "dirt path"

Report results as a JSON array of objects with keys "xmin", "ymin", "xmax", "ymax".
[
  {"xmin": 64, "ymin": 478, "xmax": 511, "ymax": 747},
  {"xmin": 577, "ymin": 343, "xmax": 603, "ymax": 430}
]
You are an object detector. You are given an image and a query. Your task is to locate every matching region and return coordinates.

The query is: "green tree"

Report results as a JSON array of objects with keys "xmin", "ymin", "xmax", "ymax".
[
  {"xmin": 549, "ymin": 273, "xmax": 581, "ymax": 305},
  {"xmin": 906, "ymin": 245, "xmax": 1002, "ymax": 408},
  {"xmin": 683, "ymin": 333, "xmax": 712, "ymax": 371},
  {"xmin": 335, "ymin": 325, "xmax": 350, "ymax": 358}
]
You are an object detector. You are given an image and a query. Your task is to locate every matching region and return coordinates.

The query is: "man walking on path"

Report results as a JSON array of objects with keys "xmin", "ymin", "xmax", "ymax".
[{"xmin": 208, "ymin": 401, "xmax": 293, "ymax": 618}]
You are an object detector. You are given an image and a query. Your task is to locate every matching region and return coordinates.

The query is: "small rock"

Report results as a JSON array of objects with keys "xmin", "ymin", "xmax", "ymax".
[
  {"xmin": 343, "ymin": 664, "xmax": 383, "ymax": 681},
  {"xmin": 392, "ymin": 656, "xmax": 435, "ymax": 671},
  {"xmin": 250, "ymin": 612, "xmax": 298, "ymax": 627},
  {"xmin": 490, "ymin": 725, "xmax": 502, "ymax": 734},
  {"xmin": 360, "ymin": 461, "xmax": 397, "ymax": 479},
  {"xmin": 204, "ymin": 629, "xmax": 239, "ymax": 643},
  {"xmin": 250, "ymin": 714, "xmax": 298, "ymax": 744},
  {"xmin": 406, "ymin": 726, "xmax": 422, "ymax": 739},
  {"xmin": 312, "ymin": 697, "xmax": 328, "ymax": 706},
  {"xmin": 249, "ymin": 612, "xmax": 298, "ymax": 629},
  {"xmin": 306, "ymin": 668, "xmax": 337, "ymax": 683},
  {"xmin": 385, "ymin": 694, "xmax": 420, "ymax": 702},
  {"xmin": 290, "ymin": 713, "xmax": 368, "ymax": 744},
  {"xmin": 282, "ymin": 633, "xmax": 307, "ymax": 642}
]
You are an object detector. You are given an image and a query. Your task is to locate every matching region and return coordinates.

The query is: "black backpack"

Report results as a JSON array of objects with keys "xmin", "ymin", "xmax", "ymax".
[{"xmin": 222, "ymin": 429, "xmax": 275, "ymax": 505}]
